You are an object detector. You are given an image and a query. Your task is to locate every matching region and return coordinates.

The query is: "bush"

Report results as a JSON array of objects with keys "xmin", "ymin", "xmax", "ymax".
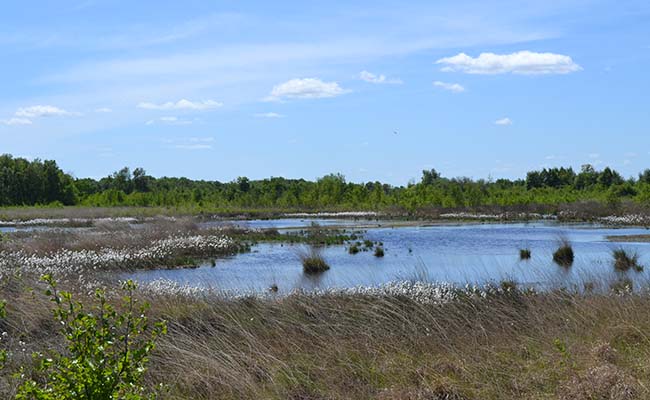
[
  {"xmin": 519, "ymin": 248, "xmax": 531, "ymax": 260},
  {"xmin": 613, "ymin": 248, "xmax": 644, "ymax": 272},
  {"xmin": 553, "ymin": 240, "xmax": 574, "ymax": 267},
  {"xmin": 300, "ymin": 248, "xmax": 330, "ymax": 274},
  {"xmin": 16, "ymin": 275, "xmax": 167, "ymax": 400},
  {"xmin": 374, "ymin": 246, "xmax": 385, "ymax": 257}
]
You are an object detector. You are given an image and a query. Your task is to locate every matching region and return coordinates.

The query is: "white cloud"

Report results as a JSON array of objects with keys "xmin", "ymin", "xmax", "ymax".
[
  {"xmin": 359, "ymin": 70, "xmax": 402, "ymax": 84},
  {"xmin": 146, "ymin": 116, "xmax": 194, "ymax": 125},
  {"xmin": 254, "ymin": 112, "xmax": 284, "ymax": 118},
  {"xmin": 588, "ymin": 153, "xmax": 600, "ymax": 159},
  {"xmin": 495, "ymin": 117, "xmax": 513, "ymax": 126},
  {"xmin": 15, "ymin": 105, "xmax": 77, "ymax": 118},
  {"xmin": 95, "ymin": 107, "xmax": 113, "ymax": 113},
  {"xmin": 1, "ymin": 117, "xmax": 33, "ymax": 126},
  {"xmin": 436, "ymin": 51, "xmax": 582, "ymax": 75},
  {"xmin": 267, "ymin": 78, "xmax": 347, "ymax": 101},
  {"xmin": 137, "ymin": 99, "xmax": 222, "ymax": 110},
  {"xmin": 432, "ymin": 81, "xmax": 465, "ymax": 93}
]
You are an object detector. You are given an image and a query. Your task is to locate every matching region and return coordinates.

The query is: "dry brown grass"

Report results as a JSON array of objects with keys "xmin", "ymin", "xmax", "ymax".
[{"xmin": 3, "ymin": 276, "xmax": 650, "ymax": 400}]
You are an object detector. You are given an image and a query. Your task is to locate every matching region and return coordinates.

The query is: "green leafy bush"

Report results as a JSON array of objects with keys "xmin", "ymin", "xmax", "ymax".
[{"xmin": 16, "ymin": 275, "xmax": 166, "ymax": 400}]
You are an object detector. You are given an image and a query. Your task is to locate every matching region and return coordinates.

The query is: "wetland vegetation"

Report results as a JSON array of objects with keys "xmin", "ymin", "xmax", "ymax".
[{"xmin": 3, "ymin": 154, "xmax": 650, "ymax": 399}]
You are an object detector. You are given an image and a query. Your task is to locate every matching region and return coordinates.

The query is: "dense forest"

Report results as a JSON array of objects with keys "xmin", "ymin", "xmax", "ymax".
[{"xmin": 1, "ymin": 154, "xmax": 650, "ymax": 211}]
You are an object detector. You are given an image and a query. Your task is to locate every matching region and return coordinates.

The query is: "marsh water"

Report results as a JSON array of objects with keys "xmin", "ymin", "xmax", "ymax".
[{"xmin": 124, "ymin": 220, "xmax": 650, "ymax": 294}]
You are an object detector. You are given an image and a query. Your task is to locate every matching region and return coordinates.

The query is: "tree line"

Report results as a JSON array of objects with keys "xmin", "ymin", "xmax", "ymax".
[{"xmin": 2, "ymin": 154, "xmax": 650, "ymax": 210}]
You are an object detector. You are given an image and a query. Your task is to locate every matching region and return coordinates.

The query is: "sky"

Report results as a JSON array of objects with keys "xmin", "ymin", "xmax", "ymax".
[{"xmin": 1, "ymin": 0, "xmax": 649, "ymax": 185}]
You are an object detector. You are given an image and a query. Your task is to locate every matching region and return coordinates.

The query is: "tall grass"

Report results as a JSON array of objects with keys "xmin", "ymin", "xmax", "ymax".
[{"xmin": 4, "ymin": 276, "xmax": 650, "ymax": 399}]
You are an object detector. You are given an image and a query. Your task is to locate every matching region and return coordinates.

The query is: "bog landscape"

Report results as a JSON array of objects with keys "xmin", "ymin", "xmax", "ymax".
[{"xmin": 1, "ymin": 2, "xmax": 650, "ymax": 399}]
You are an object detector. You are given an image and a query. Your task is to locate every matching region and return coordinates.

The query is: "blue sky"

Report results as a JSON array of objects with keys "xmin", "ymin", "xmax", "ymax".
[{"xmin": 1, "ymin": 0, "xmax": 649, "ymax": 184}]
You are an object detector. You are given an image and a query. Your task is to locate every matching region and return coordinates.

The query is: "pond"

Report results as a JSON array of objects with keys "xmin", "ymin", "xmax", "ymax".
[{"xmin": 125, "ymin": 220, "xmax": 650, "ymax": 294}]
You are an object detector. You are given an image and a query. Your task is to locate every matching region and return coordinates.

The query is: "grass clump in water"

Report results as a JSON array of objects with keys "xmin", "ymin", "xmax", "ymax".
[
  {"xmin": 519, "ymin": 248, "xmax": 531, "ymax": 260},
  {"xmin": 553, "ymin": 239, "xmax": 574, "ymax": 267},
  {"xmin": 348, "ymin": 244, "xmax": 360, "ymax": 255},
  {"xmin": 300, "ymin": 247, "xmax": 330, "ymax": 274},
  {"xmin": 613, "ymin": 248, "xmax": 644, "ymax": 272},
  {"xmin": 374, "ymin": 246, "xmax": 385, "ymax": 257}
]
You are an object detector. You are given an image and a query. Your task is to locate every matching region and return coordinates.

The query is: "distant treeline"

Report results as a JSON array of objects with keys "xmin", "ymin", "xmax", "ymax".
[{"xmin": 2, "ymin": 154, "xmax": 650, "ymax": 210}]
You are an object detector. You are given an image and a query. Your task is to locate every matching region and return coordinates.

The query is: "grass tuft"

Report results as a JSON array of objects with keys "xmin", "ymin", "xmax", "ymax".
[
  {"xmin": 348, "ymin": 244, "xmax": 360, "ymax": 255},
  {"xmin": 374, "ymin": 246, "xmax": 385, "ymax": 257},
  {"xmin": 613, "ymin": 248, "xmax": 644, "ymax": 272},
  {"xmin": 299, "ymin": 247, "xmax": 330, "ymax": 274},
  {"xmin": 553, "ymin": 239, "xmax": 574, "ymax": 267}
]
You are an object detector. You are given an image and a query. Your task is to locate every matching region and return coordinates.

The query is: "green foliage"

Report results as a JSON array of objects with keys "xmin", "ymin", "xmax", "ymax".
[
  {"xmin": 16, "ymin": 275, "xmax": 166, "ymax": 400},
  {"xmin": 519, "ymin": 248, "xmax": 531, "ymax": 260},
  {"xmin": 0, "ymin": 155, "xmax": 78, "ymax": 206},
  {"xmin": 1, "ymin": 153, "xmax": 649, "ymax": 211}
]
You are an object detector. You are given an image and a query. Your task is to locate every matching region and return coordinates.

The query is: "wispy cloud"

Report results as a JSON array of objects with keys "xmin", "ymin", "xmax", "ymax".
[
  {"xmin": 137, "ymin": 99, "xmax": 222, "ymax": 111},
  {"xmin": 146, "ymin": 116, "xmax": 194, "ymax": 125},
  {"xmin": 254, "ymin": 112, "xmax": 284, "ymax": 118},
  {"xmin": 436, "ymin": 51, "xmax": 582, "ymax": 75},
  {"xmin": 2, "ymin": 105, "xmax": 80, "ymax": 126},
  {"xmin": 266, "ymin": 78, "xmax": 348, "ymax": 101},
  {"xmin": 433, "ymin": 81, "xmax": 465, "ymax": 93},
  {"xmin": 95, "ymin": 107, "xmax": 112, "ymax": 113},
  {"xmin": 359, "ymin": 70, "xmax": 402, "ymax": 84},
  {"xmin": 15, "ymin": 105, "xmax": 78, "ymax": 118},
  {"xmin": 495, "ymin": 117, "xmax": 513, "ymax": 126},
  {"xmin": 1, "ymin": 117, "xmax": 33, "ymax": 126}
]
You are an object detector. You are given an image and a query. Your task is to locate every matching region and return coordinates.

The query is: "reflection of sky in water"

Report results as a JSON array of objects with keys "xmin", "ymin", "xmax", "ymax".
[{"xmin": 125, "ymin": 221, "xmax": 650, "ymax": 293}]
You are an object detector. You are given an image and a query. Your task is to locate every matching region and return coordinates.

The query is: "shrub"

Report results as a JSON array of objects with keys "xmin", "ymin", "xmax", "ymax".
[
  {"xmin": 613, "ymin": 248, "xmax": 644, "ymax": 272},
  {"xmin": 16, "ymin": 275, "xmax": 167, "ymax": 400},
  {"xmin": 519, "ymin": 248, "xmax": 531, "ymax": 260},
  {"xmin": 300, "ymin": 248, "xmax": 330, "ymax": 274},
  {"xmin": 553, "ymin": 240, "xmax": 574, "ymax": 267},
  {"xmin": 374, "ymin": 246, "xmax": 385, "ymax": 257}
]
